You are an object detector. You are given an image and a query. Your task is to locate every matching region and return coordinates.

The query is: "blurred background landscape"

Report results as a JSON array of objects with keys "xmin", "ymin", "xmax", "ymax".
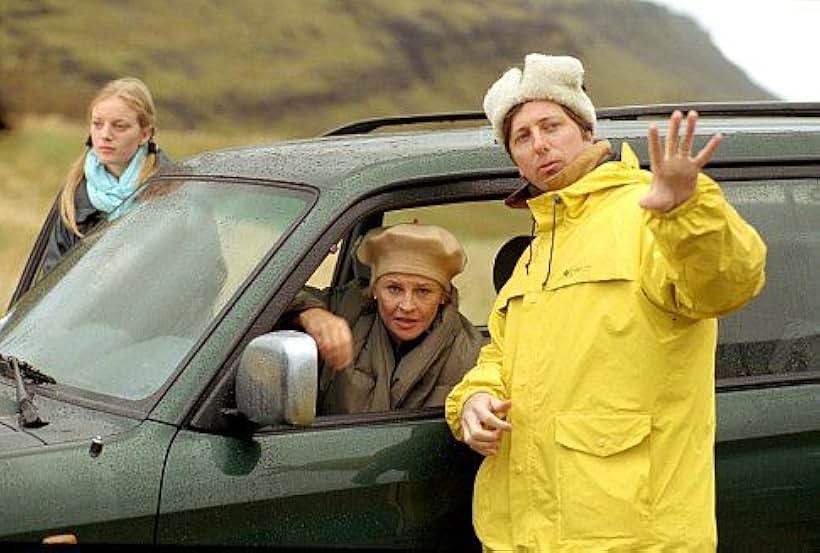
[{"xmin": 0, "ymin": 0, "xmax": 776, "ymax": 308}]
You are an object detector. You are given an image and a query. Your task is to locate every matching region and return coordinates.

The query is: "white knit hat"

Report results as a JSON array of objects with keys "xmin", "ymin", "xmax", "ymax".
[{"xmin": 483, "ymin": 54, "xmax": 596, "ymax": 145}]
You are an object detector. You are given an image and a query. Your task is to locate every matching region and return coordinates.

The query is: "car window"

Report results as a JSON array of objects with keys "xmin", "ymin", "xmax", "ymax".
[
  {"xmin": 305, "ymin": 240, "xmax": 342, "ymax": 289},
  {"xmin": 717, "ymin": 178, "xmax": 819, "ymax": 381},
  {"xmin": 0, "ymin": 179, "xmax": 310, "ymax": 401},
  {"xmin": 384, "ymin": 200, "xmax": 533, "ymax": 325}
]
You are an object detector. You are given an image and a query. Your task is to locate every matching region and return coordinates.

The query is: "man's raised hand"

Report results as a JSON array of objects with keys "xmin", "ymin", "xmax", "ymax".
[{"xmin": 640, "ymin": 110, "xmax": 722, "ymax": 212}]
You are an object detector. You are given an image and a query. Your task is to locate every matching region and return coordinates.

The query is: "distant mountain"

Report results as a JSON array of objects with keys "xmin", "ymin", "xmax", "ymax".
[{"xmin": 0, "ymin": 0, "xmax": 774, "ymax": 137}]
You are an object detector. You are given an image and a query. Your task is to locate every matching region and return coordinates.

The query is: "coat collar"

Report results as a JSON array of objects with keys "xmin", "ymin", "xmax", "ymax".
[
  {"xmin": 505, "ymin": 140, "xmax": 614, "ymax": 208},
  {"xmin": 525, "ymin": 142, "xmax": 644, "ymax": 231}
]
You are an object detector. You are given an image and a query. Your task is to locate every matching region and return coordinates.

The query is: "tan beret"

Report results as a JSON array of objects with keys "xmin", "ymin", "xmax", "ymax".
[{"xmin": 356, "ymin": 223, "xmax": 466, "ymax": 291}]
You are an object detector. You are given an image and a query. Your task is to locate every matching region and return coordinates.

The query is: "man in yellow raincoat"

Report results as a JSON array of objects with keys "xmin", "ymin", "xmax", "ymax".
[{"xmin": 445, "ymin": 54, "xmax": 767, "ymax": 552}]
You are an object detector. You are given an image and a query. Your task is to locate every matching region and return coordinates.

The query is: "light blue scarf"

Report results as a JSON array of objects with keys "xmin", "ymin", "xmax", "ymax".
[{"xmin": 84, "ymin": 143, "xmax": 147, "ymax": 213}]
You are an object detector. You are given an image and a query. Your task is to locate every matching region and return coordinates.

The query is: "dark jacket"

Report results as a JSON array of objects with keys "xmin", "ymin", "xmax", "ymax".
[
  {"xmin": 42, "ymin": 180, "xmax": 102, "ymax": 275},
  {"xmin": 288, "ymin": 281, "xmax": 483, "ymax": 415},
  {"xmin": 42, "ymin": 149, "xmax": 170, "ymax": 275}
]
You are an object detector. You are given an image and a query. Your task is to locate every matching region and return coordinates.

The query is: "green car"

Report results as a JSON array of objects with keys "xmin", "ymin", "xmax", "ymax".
[{"xmin": 1, "ymin": 103, "xmax": 818, "ymax": 550}]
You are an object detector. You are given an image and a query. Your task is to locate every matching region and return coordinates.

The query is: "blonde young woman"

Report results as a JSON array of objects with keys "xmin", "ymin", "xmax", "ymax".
[{"xmin": 43, "ymin": 77, "xmax": 167, "ymax": 273}]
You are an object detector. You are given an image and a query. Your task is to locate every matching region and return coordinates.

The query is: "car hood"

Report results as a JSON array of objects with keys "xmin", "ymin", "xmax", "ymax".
[{"xmin": 0, "ymin": 383, "xmax": 141, "ymax": 454}]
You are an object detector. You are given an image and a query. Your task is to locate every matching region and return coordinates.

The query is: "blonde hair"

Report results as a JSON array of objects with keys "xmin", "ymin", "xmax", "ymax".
[{"xmin": 59, "ymin": 77, "xmax": 159, "ymax": 236}]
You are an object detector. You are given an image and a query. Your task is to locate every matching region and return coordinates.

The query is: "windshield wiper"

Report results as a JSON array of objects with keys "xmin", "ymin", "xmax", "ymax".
[
  {"xmin": 0, "ymin": 353, "xmax": 55, "ymax": 428},
  {"xmin": 0, "ymin": 353, "xmax": 57, "ymax": 385}
]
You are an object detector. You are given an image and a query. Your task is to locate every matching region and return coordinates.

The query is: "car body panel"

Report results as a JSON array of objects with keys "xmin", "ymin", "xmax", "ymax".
[
  {"xmin": 0, "ymin": 415, "xmax": 174, "ymax": 543},
  {"xmin": 156, "ymin": 418, "xmax": 477, "ymax": 548},
  {"xmin": 0, "ymin": 383, "xmax": 140, "ymax": 451}
]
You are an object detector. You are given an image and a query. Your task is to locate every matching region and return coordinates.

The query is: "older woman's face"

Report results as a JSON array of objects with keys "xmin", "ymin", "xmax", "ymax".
[
  {"xmin": 374, "ymin": 273, "xmax": 446, "ymax": 344},
  {"xmin": 90, "ymin": 95, "xmax": 151, "ymax": 178}
]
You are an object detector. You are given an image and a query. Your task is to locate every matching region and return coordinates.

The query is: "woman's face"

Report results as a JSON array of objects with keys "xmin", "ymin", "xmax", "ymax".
[
  {"xmin": 373, "ymin": 273, "xmax": 446, "ymax": 344},
  {"xmin": 89, "ymin": 96, "xmax": 151, "ymax": 177}
]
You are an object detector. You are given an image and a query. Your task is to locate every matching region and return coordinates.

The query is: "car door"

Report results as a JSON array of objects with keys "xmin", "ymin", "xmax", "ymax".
[
  {"xmin": 157, "ymin": 413, "xmax": 478, "ymax": 549},
  {"xmin": 154, "ymin": 177, "xmax": 526, "ymax": 549},
  {"xmin": 710, "ymin": 172, "xmax": 820, "ymax": 551}
]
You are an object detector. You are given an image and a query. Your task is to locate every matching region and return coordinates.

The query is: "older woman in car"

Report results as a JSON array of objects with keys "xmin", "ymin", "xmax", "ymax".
[{"xmin": 287, "ymin": 222, "xmax": 482, "ymax": 415}]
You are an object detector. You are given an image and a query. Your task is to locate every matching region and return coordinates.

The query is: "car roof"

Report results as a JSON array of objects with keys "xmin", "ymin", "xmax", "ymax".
[{"xmin": 163, "ymin": 102, "xmax": 820, "ymax": 192}]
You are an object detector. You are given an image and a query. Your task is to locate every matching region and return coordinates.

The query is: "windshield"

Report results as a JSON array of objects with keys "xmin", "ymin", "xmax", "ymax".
[{"xmin": 0, "ymin": 178, "xmax": 308, "ymax": 401}]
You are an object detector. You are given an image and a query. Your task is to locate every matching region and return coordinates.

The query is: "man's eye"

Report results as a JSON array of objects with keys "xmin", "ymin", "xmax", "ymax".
[{"xmin": 387, "ymin": 285, "xmax": 401, "ymax": 294}]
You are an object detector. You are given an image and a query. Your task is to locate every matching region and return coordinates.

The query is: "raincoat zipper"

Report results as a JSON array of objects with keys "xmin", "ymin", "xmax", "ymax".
[{"xmin": 543, "ymin": 195, "xmax": 561, "ymax": 287}]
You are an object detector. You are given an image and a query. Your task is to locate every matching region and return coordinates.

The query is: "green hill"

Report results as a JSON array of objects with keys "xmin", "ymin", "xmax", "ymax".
[
  {"xmin": 1, "ymin": 0, "xmax": 773, "ymax": 136},
  {"xmin": 0, "ymin": 0, "xmax": 776, "ymax": 309}
]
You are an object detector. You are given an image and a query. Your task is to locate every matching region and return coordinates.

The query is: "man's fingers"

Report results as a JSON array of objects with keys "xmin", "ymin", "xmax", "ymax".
[
  {"xmin": 462, "ymin": 409, "xmax": 483, "ymax": 437},
  {"xmin": 664, "ymin": 110, "xmax": 682, "ymax": 158},
  {"xmin": 491, "ymin": 398, "xmax": 512, "ymax": 414},
  {"xmin": 461, "ymin": 394, "xmax": 512, "ymax": 456},
  {"xmin": 647, "ymin": 123, "xmax": 662, "ymax": 174},
  {"xmin": 468, "ymin": 427, "xmax": 503, "ymax": 445},
  {"xmin": 488, "ymin": 398, "xmax": 512, "ymax": 430},
  {"xmin": 467, "ymin": 440, "xmax": 498, "ymax": 457},
  {"xmin": 693, "ymin": 133, "xmax": 723, "ymax": 168},
  {"xmin": 475, "ymin": 444, "xmax": 499, "ymax": 456},
  {"xmin": 463, "ymin": 425, "xmax": 504, "ymax": 456},
  {"xmin": 680, "ymin": 110, "xmax": 698, "ymax": 155}
]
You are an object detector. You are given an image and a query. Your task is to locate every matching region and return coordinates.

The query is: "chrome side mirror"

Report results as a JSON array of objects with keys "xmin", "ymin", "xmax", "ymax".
[{"xmin": 235, "ymin": 331, "xmax": 317, "ymax": 426}]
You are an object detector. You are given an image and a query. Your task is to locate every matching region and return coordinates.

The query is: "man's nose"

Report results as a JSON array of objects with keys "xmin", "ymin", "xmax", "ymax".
[{"xmin": 532, "ymin": 128, "xmax": 550, "ymax": 153}]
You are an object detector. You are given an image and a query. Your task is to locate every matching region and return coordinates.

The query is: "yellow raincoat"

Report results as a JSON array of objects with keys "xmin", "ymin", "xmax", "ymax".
[{"xmin": 446, "ymin": 142, "xmax": 766, "ymax": 552}]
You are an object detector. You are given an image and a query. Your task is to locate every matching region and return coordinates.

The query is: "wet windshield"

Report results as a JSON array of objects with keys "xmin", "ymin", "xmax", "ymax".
[{"xmin": 0, "ymin": 179, "xmax": 308, "ymax": 401}]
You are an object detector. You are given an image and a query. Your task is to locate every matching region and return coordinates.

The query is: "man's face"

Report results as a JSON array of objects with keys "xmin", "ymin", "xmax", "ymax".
[{"xmin": 508, "ymin": 100, "xmax": 594, "ymax": 189}]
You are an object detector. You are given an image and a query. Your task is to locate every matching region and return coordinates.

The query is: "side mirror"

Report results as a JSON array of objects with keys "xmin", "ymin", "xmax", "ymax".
[{"xmin": 235, "ymin": 331, "xmax": 318, "ymax": 426}]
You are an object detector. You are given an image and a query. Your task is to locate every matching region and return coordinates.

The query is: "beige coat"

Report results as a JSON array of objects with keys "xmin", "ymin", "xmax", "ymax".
[{"xmin": 289, "ymin": 282, "xmax": 482, "ymax": 414}]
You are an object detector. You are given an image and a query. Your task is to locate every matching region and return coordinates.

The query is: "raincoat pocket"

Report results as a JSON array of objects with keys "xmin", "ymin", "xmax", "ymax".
[{"xmin": 554, "ymin": 412, "xmax": 651, "ymax": 541}]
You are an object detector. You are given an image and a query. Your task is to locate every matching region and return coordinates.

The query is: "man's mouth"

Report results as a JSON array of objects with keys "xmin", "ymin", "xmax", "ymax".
[{"xmin": 538, "ymin": 160, "xmax": 561, "ymax": 175}]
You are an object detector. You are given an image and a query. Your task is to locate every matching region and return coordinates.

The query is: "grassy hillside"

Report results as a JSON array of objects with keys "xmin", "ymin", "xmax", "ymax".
[
  {"xmin": 0, "ymin": 0, "xmax": 776, "ymax": 310},
  {"xmin": 1, "ymin": 0, "xmax": 773, "ymax": 135}
]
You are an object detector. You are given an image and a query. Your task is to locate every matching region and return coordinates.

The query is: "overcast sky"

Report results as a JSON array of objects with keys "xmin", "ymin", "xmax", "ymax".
[{"xmin": 649, "ymin": 0, "xmax": 820, "ymax": 101}]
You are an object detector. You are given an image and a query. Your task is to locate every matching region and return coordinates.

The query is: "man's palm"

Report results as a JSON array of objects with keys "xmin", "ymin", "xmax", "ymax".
[{"xmin": 640, "ymin": 110, "xmax": 722, "ymax": 212}]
